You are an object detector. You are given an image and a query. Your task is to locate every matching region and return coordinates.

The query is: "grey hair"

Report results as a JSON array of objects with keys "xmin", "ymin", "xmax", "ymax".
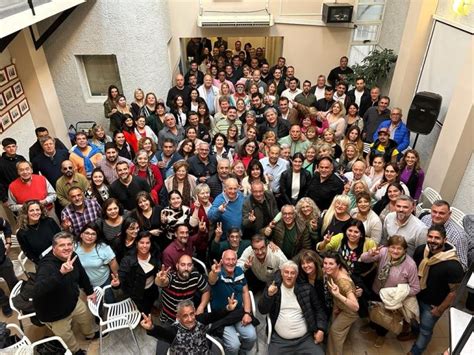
[
  {"xmin": 52, "ymin": 231, "xmax": 74, "ymax": 247},
  {"xmin": 177, "ymin": 299, "xmax": 195, "ymax": 314},
  {"xmin": 396, "ymin": 194, "xmax": 414, "ymax": 204},
  {"xmin": 280, "ymin": 260, "xmax": 299, "ymax": 274},
  {"xmin": 264, "ymin": 107, "xmax": 278, "ymax": 117}
]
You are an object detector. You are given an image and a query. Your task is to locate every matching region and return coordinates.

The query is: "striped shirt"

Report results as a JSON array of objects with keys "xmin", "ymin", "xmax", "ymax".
[{"xmin": 160, "ymin": 270, "xmax": 209, "ymax": 324}]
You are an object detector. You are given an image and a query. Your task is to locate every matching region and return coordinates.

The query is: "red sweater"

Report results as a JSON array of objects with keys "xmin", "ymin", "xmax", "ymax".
[{"xmin": 9, "ymin": 175, "xmax": 51, "ymax": 209}]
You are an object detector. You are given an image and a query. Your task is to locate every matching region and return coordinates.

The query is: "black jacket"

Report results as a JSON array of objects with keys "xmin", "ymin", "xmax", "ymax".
[
  {"xmin": 0, "ymin": 218, "xmax": 12, "ymax": 265},
  {"xmin": 29, "ymin": 138, "xmax": 67, "ymax": 162},
  {"xmin": 258, "ymin": 273, "xmax": 328, "ymax": 334},
  {"xmin": 206, "ymin": 174, "xmax": 224, "ymax": 200},
  {"xmin": 279, "ymin": 168, "xmax": 311, "ymax": 205},
  {"xmin": 0, "ymin": 153, "xmax": 26, "ymax": 202},
  {"xmin": 347, "ymin": 88, "xmax": 371, "ymax": 116},
  {"xmin": 242, "ymin": 191, "xmax": 279, "ymax": 236},
  {"xmin": 33, "ymin": 251, "xmax": 93, "ymax": 322},
  {"xmin": 118, "ymin": 252, "xmax": 160, "ymax": 302},
  {"xmin": 305, "ymin": 172, "xmax": 344, "ymax": 211},
  {"xmin": 257, "ymin": 118, "xmax": 290, "ymax": 141},
  {"xmin": 110, "ymin": 176, "xmax": 150, "ymax": 211}
]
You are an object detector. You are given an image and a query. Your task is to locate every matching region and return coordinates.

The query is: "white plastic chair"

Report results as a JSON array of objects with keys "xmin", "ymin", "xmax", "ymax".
[
  {"xmin": 5, "ymin": 323, "xmax": 72, "ymax": 354},
  {"xmin": 450, "ymin": 207, "xmax": 466, "ymax": 228},
  {"xmin": 9, "ymin": 280, "xmax": 37, "ymax": 330},
  {"xmin": 18, "ymin": 251, "xmax": 28, "ymax": 274},
  {"xmin": 87, "ymin": 285, "xmax": 141, "ymax": 355},
  {"xmin": 166, "ymin": 333, "xmax": 225, "ymax": 355},
  {"xmin": 192, "ymin": 256, "xmax": 208, "ymax": 276},
  {"xmin": 266, "ymin": 315, "xmax": 272, "ymax": 345},
  {"xmin": 420, "ymin": 187, "xmax": 442, "ymax": 207}
]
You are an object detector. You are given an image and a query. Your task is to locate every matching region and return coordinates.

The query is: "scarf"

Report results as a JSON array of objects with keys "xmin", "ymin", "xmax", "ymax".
[
  {"xmin": 172, "ymin": 176, "xmax": 191, "ymax": 206},
  {"xmin": 418, "ymin": 244, "xmax": 459, "ymax": 289},
  {"xmin": 378, "ymin": 253, "xmax": 406, "ymax": 287},
  {"xmin": 72, "ymin": 145, "xmax": 101, "ymax": 176}
]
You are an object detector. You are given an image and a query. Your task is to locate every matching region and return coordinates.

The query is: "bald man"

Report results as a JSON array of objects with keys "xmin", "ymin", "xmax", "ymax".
[{"xmin": 166, "ymin": 73, "xmax": 191, "ymax": 109}]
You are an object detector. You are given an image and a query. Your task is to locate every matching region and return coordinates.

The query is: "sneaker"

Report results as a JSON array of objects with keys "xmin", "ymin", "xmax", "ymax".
[
  {"xmin": 397, "ymin": 332, "xmax": 417, "ymax": 341},
  {"xmin": 74, "ymin": 350, "xmax": 87, "ymax": 355},
  {"xmin": 374, "ymin": 336, "xmax": 385, "ymax": 348},
  {"xmin": 359, "ymin": 323, "xmax": 374, "ymax": 334},
  {"xmin": 2, "ymin": 304, "xmax": 12, "ymax": 318}
]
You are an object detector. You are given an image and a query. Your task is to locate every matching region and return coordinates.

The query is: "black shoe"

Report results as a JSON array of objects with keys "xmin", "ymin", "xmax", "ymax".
[
  {"xmin": 86, "ymin": 331, "xmax": 109, "ymax": 340},
  {"xmin": 74, "ymin": 350, "xmax": 87, "ymax": 355},
  {"xmin": 2, "ymin": 304, "xmax": 12, "ymax": 318}
]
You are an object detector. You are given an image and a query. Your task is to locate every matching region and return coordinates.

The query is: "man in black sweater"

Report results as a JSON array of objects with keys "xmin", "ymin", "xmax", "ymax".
[
  {"xmin": 166, "ymin": 74, "xmax": 191, "ymax": 108},
  {"xmin": 0, "ymin": 138, "xmax": 26, "ymax": 206},
  {"xmin": 110, "ymin": 161, "xmax": 150, "ymax": 211},
  {"xmin": 34, "ymin": 232, "xmax": 97, "ymax": 355},
  {"xmin": 29, "ymin": 127, "xmax": 67, "ymax": 162}
]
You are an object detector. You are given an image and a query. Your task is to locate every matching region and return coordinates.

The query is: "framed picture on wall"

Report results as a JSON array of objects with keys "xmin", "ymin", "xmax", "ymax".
[
  {"xmin": 3, "ymin": 87, "xmax": 14, "ymax": 104},
  {"xmin": 19, "ymin": 98, "xmax": 29, "ymax": 115},
  {"xmin": 1, "ymin": 112, "xmax": 12, "ymax": 130},
  {"xmin": 0, "ymin": 69, "xmax": 7, "ymax": 86},
  {"xmin": 9, "ymin": 105, "xmax": 20, "ymax": 122},
  {"xmin": 0, "ymin": 93, "xmax": 5, "ymax": 111},
  {"xmin": 6, "ymin": 65, "xmax": 17, "ymax": 81},
  {"xmin": 13, "ymin": 82, "xmax": 23, "ymax": 98}
]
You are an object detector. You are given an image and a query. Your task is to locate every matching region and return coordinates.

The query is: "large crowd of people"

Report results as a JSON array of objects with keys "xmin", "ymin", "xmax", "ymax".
[{"xmin": 0, "ymin": 38, "xmax": 471, "ymax": 355}]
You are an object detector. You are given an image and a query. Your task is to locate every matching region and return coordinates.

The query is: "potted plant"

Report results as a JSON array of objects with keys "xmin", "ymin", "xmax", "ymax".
[{"xmin": 347, "ymin": 47, "xmax": 398, "ymax": 88}]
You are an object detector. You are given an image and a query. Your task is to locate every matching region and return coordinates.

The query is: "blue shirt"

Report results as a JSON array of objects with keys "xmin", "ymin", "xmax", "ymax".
[
  {"xmin": 208, "ymin": 192, "xmax": 244, "ymax": 238},
  {"xmin": 211, "ymin": 266, "xmax": 247, "ymax": 311},
  {"xmin": 259, "ymin": 157, "xmax": 290, "ymax": 192},
  {"xmin": 74, "ymin": 243, "xmax": 115, "ymax": 287}
]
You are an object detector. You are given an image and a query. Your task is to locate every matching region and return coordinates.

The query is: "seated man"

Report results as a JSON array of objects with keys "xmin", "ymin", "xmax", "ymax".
[
  {"xmin": 156, "ymin": 254, "xmax": 210, "ymax": 324},
  {"xmin": 208, "ymin": 249, "xmax": 257, "ymax": 355},
  {"xmin": 162, "ymin": 224, "xmax": 207, "ymax": 270},
  {"xmin": 34, "ymin": 232, "xmax": 97, "ymax": 355},
  {"xmin": 69, "ymin": 132, "xmax": 103, "ymax": 178},
  {"xmin": 278, "ymin": 124, "xmax": 311, "ymax": 155},
  {"xmin": 373, "ymin": 107, "xmax": 410, "ymax": 153},
  {"xmin": 258, "ymin": 260, "xmax": 326, "ymax": 354},
  {"xmin": 366, "ymin": 127, "xmax": 399, "ymax": 165},
  {"xmin": 237, "ymin": 234, "xmax": 287, "ymax": 291},
  {"xmin": 210, "ymin": 226, "xmax": 251, "ymax": 261},
  {"xmin": 141, "ymin": 297, "xmax": 237, "ymax": 355}
]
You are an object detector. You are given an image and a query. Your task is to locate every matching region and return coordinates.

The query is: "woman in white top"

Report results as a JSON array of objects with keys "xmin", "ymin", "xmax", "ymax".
[
  {"xmin": 350, "ymin": 191, "xmax": 382, "ymax": 243},
  {"xmin": 188, "ymin": 88, "xmax": 200, "ymax": 112},
  {"xmin": 134, "ymin": 116, "xmax": 158, "ymax": 144},
  {"xmin": 241, "ymin": 159, "xmax": 270, "ymax": 196},
  {"xmin": 322, "ymin": 101, "xmax": 346, "ymax": 141}
]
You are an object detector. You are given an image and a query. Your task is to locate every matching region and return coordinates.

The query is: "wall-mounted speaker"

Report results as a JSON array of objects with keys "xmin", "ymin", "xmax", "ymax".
[{"xmin": 407, "ymin": 92, "xmax": 442, "ymax": 135}]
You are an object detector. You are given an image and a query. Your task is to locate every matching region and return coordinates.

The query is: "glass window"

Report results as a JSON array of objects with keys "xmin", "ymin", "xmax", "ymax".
[
  {"xmin": 352, "ymin": 24, "xmax": 379, "ymax": 42},
  {"xmin": 79, "ymin": 55, "xmax": 122, "ymax": 96},
  {"xmin": 348, "ymin": 45, "xmax": 374, "ymax": 66},
  {"xmin": 356, "ymin": 4, "xmax": 384, "ymax": 22}
]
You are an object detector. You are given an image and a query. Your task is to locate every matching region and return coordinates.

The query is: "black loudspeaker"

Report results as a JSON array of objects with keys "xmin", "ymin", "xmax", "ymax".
[{"xmin": 406, "ymin": 91, "xmax": 442, "ymax": 135}]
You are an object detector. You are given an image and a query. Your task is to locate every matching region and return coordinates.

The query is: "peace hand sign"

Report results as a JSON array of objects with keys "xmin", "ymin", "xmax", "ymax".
[
  {"xmin": 248, "ymin": 210, "xmax": 256, "ymax": 222},
  {"xmin": 227, "ymin": 292, "xmax": 238, "ymax": 311},
  {"xmin": 327, "ymin": 278, "xmax": 340, "ymax": 297},
  {"xmin": 369, "ymin": 245, "xmax": 383, "ymax": 257},
  {"xmin": 268, "ymin": 281, "xmax": 278, "ymax": 297},
  {"xmin": 244, "ymin": 255, "xmax": 254, "ymax": 269},
  {"xmin": 198, "ymin": 217, "xmax": 207, "ymax": 232},
  {"xmin": 156, "ymin": 264, "xmax": 171, "ymax": 284},
  {"xmin": 60, "ymin": 254, "xmax": 77, "ymax": 275},
  {"xmin": 140, "ymin": 313, "xmax": 153, "ymax": 330},
  {"xmin": 211, "ymin": 259, "xmax": 222, "ymax": 274}
]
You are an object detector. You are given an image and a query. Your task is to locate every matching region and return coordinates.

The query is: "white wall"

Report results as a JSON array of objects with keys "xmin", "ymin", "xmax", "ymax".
[
  {"xmin": 40, "ymin": 0, "xmax": 172, "ymax": 130},
  {"xmin": 0, "ymin": 48, "xmax": 37, "ymax": 158},
  {"xmin": 453, "ymin": 153, "xmax": 474, "ymax": 214}
]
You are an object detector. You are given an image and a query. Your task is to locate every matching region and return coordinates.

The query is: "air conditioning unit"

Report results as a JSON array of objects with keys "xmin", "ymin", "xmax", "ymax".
[{"xmin": 198, "ymin": 12, "xmax": 274, "ymax": 28}]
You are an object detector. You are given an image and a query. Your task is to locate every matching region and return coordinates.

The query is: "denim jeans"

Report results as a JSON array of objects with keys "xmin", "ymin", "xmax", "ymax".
[
  {"xmin": 222, "ymin": 321, "xmax": 257, "ymax": 355},
  {"xmin": 410, "ymin": 301, "xmax": 441, "ymax": 355}
]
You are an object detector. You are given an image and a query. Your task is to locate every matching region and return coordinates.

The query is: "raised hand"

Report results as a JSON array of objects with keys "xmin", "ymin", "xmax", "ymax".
[
  {"xmin": 60, "ymin": 254, "xmax": 77, "ymax": 275},
  {"xmin": 248, "ymin": 210, "xmax": 256, "ymax": 222},
  {"xmin": 369, "ymin": 245, "xmax": 383, "ymax": 257},
  {"xmin": 323, "ymin": 232, "xmax": 334, "ymax": 244},
  {"xmin": 310, "ymin": 219, "xmax": 318, "ymax": 230},
  {"xmin": 226, "ymin": 292, "xmax": 238, "ymax": 311},
  {"xmin": 61, "ymin": 217, "xmax": 72, "ymax": 230},
  {"xmin": 264, "ymin": 220, "xmax": 276, "ymax": 237},
  {"xmin": 267, "ymin": 281, "xmax": 278, "ymax": 297},
  {"xmin": 328, "ymin": 278, "xmax": 340, "ymax": 297},
  {"xmin": 244, "ymin": 255, "xmax": 254, "ymax": 269},
  {"xmin": 198, "ymin": 217, "xmax": 207, "ymax": 233},
  {"xmin": 156, "ymin": 264, "xmax": 171, "ymax": 284},
  {"xmin": 218, "ymin": 202, "xmax": 227, "ymax": 213},
  {"xmin": 211, "ymin": 259, "xmax": 222, "ymax": 274},
  {"xmin": 194, "ymin": 197, "xmax": 201, "ymax": 209},
  {"xmin": 140, "ymin": 313, "xmax": 153, "ymax": 330},
  {"xmin": 268, "ymin": 241, "xmax": 280, "ymax": 252},
  {"xmin": 110, "ymin": 273, "xmax": 120, "ymax": 287},
  {"xmin": 215, "ymin": 222, "xmax": 223, "ymax": 240}
]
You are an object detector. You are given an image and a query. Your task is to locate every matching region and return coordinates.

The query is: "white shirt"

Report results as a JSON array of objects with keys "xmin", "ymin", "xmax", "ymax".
[
  {"xmin": 291, "ymin": 172, "xmax": 300, "ymax": 200},
  {"xmin": 281, "ymin": 88, "xmax": 303, "ymax": 107},
  {"xmin": 344, "ymin": 172, "xmax": 373, "ymax": 187},
  {"xmin": 354, "ymin": 90, "xmax": 364, "ymax": 106},
  {"xmin": 314, "ymin": 86, "xmax": 326, "ymax": 101},
  {"xmin": 383, "ymin": 213, "xmax": 428, "ymax": 256},
  {"xmin": 274, "ymin": 286, "xmax": 308, "ymax": 339},
  {"xmin": 237, "ymin": 245, "xmax": 287, "ymax": 282}
]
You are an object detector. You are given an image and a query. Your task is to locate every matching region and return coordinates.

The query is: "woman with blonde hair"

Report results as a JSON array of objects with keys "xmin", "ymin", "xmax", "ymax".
[
  {"xmin": 111, "ymin": 95, "xmax": 133, "ymax": 134},
  {"xmin": 260, "ymin": 131, "xmax": 277, "ymax": 157},
  {"xmin": 296, "ymin": 197, "xmax": 321, "ymax": 244},
  {"xmin": 215, "ymin": 83, "xmax": 235, "ymax": 112},
  {"xmin": 231, "ymin": 160, "xmax": 247, "ymax": 185},
  {"xmin": 164, "ymin": 160, "xmax": 197, "ymax": 206},
  {"xmin": 138, "ymin": 136, "xmax": 158, "ymax": 165},
  {"xmin": 319, "ymin": 128, "xmax": 342, "ymax": 159},
  {"xmin": 89, "ymin": 125, "xmax": 112, "ymax": 154},
  {"xmin": 303, "ymin": 145, "xmax": 318, "ymax": 175},
  {"xmin": 131, "ymin": 88, "xmax": 145, "ymax": 118},
  {"xmin": 338, "ymin": 143, "xmax": 361, "ymax": 174},
  {"xmin": 322, "ymin": 101, "xmax": 346, "ymax": 141},
  {"xmin": 318, "ymin": 194, "xmax": 353, "ymax": 239},
  {"xmin": 190, "ymin": 183, "xmax": 212, "ymax": 260}
]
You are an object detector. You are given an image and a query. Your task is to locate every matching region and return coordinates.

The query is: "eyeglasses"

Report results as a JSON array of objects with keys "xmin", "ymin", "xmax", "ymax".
[{"xmin": 62, "ymin": 166, "xmax": 74, "ymax": 171}]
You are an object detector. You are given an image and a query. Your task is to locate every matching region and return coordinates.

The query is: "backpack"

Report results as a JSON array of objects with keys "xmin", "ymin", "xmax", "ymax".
[{"xmin": 12, "ymin": 272, "xmax": 36, "ymax": 315}]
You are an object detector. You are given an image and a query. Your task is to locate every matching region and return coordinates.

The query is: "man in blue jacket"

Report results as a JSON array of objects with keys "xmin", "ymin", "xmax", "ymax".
[{"xmin": 373, "ymin": 107, "xmax": 410, "ymax": 153}]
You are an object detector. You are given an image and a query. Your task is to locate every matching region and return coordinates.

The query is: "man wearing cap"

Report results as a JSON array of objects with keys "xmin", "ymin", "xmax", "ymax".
[
  {"xmin": 0, "ymin": 138, "xmax": 26, "ymax": 207},
  {"xmin": 367, "ymin": 126, "xmax": 399, "ymax": 165},
  {"xmin": 373, "ymin": 107, "xmax": 410, "ymax": 152},
  {"xmin": 98, "ymin": 143, "xmax": 132, "ymax": 184}
]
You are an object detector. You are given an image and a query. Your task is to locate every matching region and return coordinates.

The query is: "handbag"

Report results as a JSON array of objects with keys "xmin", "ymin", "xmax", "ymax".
[{"xmin": 368, "ymin": 302, "xmax": 404, "ymax": 335}]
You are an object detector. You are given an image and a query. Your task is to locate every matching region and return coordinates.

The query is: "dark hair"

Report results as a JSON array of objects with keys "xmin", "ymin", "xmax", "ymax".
[
  {"xmin": 135, "ymin": 230, "xmax": 152, "ymax": 244},
  {"xmin": 178, "ymin": 138, "xmax": 195, "ymax": 159},
  {"xmin": 341, "ymin": 219, "xmax": 366, "ymax": 256},
  {"xmin": 355, "ymin": 191, "xmax": 371, "ymax": 203},
  {"xmin": 347, "ymin": 102, "xmax": 359, "ymax": 111},
  {"xmin": 78, "ymin": 222, "xmax": 106, "ymax": 246},
  {"xmin": 102, "ymin": 198, "xmax": 124, "ymax": 219},
  {"xmin": 104, "ymin": 142, "xmax": 118, "ymax": 152},
  {"xmin": 380, "ymin": 162, "xmax": 401, "ymax": 184},
  {"xmin": 35, "ymin": 127, "xmax": 48, "ymax": 136},
  {"xmin": 432, "ymin": 199, "xmax": 450, "ymax": 209},
  {"xmin": 246, "ymin": 159, "xmax": 266, "ymax": 184},
  {"xmin": 322, "ymin": 251, "xmax": 350, "ymax": 272},
  {"xmin": 239, "ymin": 138, "xmax": 259, "ymax": 159},
  {"xmin": 291, "ymin": 152, "xmax": 305, "ymax": 164},
  {"xmin": 387, "ymin": 235, "xmax": 408, "ymax": 250},
  {"xmin": 168, "ymin": 189, "xmax": 183, "ymax": 203},
  {"xmin": 297, "ymin": 249, "xmax": 323, "ymax": 280},
  {"xmin": 134, "ymin": 191, "xmax": 155, "ymax": 227},
  {"xmin": 372, "ymin": 182, "xmax": 404, "ymax": 215},
  {"xmin": 211, "ymin": 133, "xmax": 228, "ymax": 148},
  {"xmin": 107, "ymin": 85, "xmax": 119, "ymax": 101},
  {"xmin": 120, "ymin": 216, "xmax": 139, "ymax": 246},
  {"xmin": 317, "ymin": 156, "xmax": 334, "ymax": 167},
  {"xmin": 428, "ymin": 224, "xmax": 447, "ymax": 239}
]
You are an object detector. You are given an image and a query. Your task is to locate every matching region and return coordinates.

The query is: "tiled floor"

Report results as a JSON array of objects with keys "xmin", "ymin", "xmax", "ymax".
[{"xmin": 0, "ymin": 257, "xmax": 452, "ymax": 355}]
